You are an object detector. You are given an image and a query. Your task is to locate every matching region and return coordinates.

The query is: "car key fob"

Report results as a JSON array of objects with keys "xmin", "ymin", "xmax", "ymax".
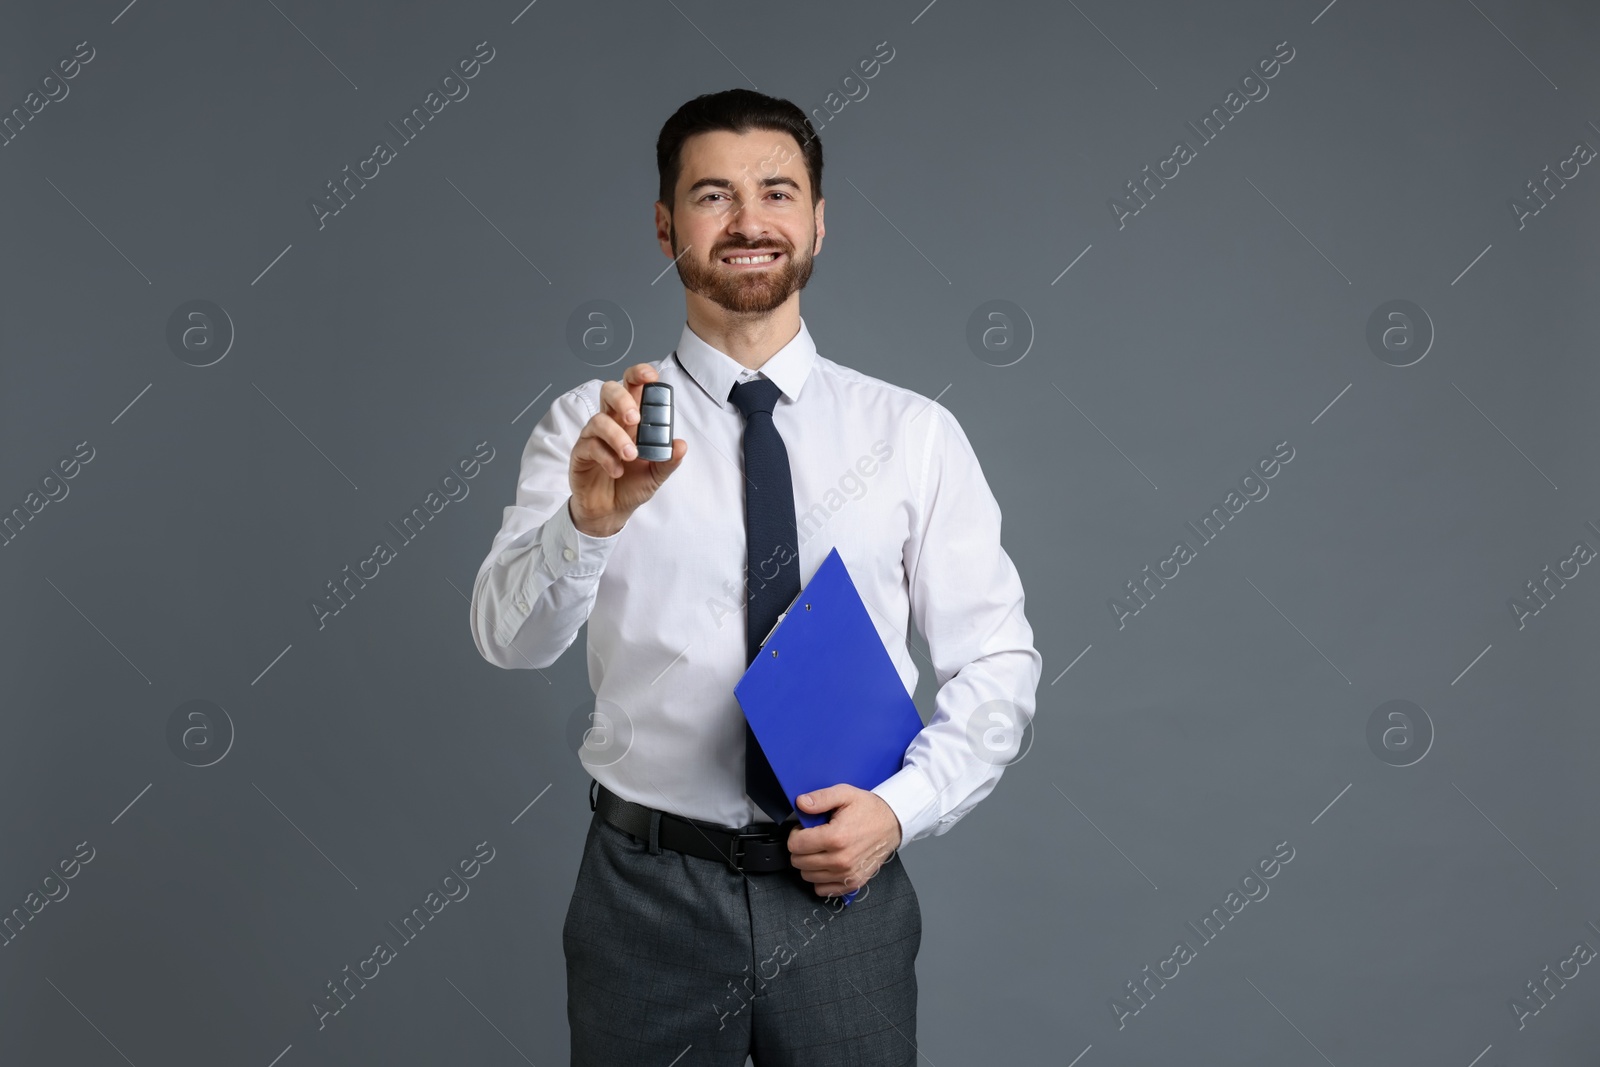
[{"xmin": 635, "ymin": 382, "xmax": 674, "ymax": 461}]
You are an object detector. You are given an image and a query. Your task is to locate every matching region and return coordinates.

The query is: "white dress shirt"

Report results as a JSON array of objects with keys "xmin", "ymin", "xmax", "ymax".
[{"xmin": 469, "ymin": 317, "xmax": 1041, "ymax": 848}]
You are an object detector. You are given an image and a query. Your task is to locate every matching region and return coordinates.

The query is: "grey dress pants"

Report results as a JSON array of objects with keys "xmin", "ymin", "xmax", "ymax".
[{"xmin": 563, "ymin": 807, "xmax": 922, "ymax": 1065}]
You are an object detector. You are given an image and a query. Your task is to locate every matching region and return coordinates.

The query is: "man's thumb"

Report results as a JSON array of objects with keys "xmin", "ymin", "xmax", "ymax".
[
  {"xmin": 799, "ymin": 786, "xmax": 840, "ymax": 811},
  {"xmin": 652, "ymin": 438, "xmax": 688, "ymax": 480}
]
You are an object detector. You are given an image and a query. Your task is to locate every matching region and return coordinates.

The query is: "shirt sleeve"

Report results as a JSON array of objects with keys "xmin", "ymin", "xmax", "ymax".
[
  {"xmin": 469, "ymin": 383, "xmax": 623, "ymax": 670},
  {"xmin": 870, "ymin": 400, "xmax": 1042, "ymax": 849}
]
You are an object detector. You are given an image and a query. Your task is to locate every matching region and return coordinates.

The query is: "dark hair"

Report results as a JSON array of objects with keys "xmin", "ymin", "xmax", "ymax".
[{"xmin": 656, "ymin": 88, "xmax": 823, "ymax": 212}]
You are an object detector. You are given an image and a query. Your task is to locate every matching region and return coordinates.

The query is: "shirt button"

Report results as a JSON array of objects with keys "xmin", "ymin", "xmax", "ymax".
[
  {"xmin": 516, "ymin": 600, "xmax": 529, "ymax": 612},
  {"xmin": 562, "ymin": 547, "xmax": 577, "ymax": 562}
]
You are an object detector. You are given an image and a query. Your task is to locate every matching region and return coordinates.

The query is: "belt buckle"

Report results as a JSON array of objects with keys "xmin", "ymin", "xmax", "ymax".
[{"xmin": 725, "ymin": 830, "xmax": 781, "ymax": 872}]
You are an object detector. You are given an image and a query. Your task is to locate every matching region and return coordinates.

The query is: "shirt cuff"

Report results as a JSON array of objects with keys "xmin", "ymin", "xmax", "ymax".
[
  {"xmin": 871, "ymin": 764, "xmax": 941, "ymax": 850},
  {"xmin": 493, "ymin": 499, "xmax": 621, "ymax": 648},
  {"xmin": 540, "ymin": 497, "xmax": 622, "ymax": 579}
]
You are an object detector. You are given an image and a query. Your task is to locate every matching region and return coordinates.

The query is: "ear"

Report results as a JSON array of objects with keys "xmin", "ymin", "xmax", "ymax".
[{"xmin": 655, "ymin": 201, "xmax": 674, "ymax": 257}]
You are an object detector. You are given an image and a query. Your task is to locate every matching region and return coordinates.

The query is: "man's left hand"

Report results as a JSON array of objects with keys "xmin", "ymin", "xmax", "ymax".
[{"xmin": 786, "ymin": 785, "xmax": 902, "ymax": 898}]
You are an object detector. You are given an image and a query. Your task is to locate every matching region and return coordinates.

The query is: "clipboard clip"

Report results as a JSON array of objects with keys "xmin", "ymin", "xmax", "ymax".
[{"xmin": 757, "ymin": 587, "xmax": 807, "ymax": 651}]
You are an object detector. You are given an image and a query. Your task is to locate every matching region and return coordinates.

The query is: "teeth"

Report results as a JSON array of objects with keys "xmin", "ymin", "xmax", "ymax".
[{"xmin": 725, "ymin": 253, "xmax": 778, "ymax": 264}]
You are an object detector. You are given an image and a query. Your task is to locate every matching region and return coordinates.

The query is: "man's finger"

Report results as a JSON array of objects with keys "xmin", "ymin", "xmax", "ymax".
[
  {"xmin": 600, "ymin": 379, "xmax": 641, "ymax": 428},
  {"xmin": 622, "ymin": 362, "xmax": 657, "ymax": 408},
  {"xmin": 786, "ymin": 846, "xmax": 843, "ymax": 871},
  {"xmin": 604, "ymin": 364, "xmax": 657, "ymax": 427},
  {"xmin": 785, "ymin": 826, "xmax": 839, "ymax": 856},
  {"xmin": 579, "ymin": 412, "xmax": 636, "ymax": 464}
]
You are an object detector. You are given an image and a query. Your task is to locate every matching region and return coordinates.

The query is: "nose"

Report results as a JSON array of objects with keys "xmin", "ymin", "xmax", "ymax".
[
  {"xmin": 726, "ymin": 196, "xmax": 769, "ymax": 228},
  {"xmin": 725, "ymin": 210, "xmax": 774, "ymax": 249}
]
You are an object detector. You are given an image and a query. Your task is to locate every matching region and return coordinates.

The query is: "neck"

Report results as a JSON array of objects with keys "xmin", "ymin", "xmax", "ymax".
[{"xmin": 684, "ymin": 294, "xmax": 801, "ymax": 370}]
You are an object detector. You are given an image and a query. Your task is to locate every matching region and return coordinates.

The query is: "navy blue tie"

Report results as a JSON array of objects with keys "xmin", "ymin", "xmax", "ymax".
[{"xmin": 729, "ymin": 376, "xmax": 799, "ymax": 826}]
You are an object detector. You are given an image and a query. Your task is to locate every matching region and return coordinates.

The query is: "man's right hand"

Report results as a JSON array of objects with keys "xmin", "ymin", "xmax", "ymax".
[{"xmin": 568, "ymin": 362, "xmax": 687, "ymax": 538}]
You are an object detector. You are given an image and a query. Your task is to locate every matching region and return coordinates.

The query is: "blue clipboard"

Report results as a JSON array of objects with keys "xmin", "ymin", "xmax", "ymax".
[{"xmin": 733, "ymin": 547, "xmax": 924, "ymax": 905}]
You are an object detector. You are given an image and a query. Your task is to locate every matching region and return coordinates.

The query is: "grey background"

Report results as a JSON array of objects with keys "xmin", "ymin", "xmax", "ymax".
[{"xmin": 2, "ymin": 0, "xmax": 1597, "ymax": 1064}]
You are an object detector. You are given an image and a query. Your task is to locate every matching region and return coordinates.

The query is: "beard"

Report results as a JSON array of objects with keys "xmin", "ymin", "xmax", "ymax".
[{"xmin": 670, "ymin": 221, "xmax": 816, "ymax": 314}]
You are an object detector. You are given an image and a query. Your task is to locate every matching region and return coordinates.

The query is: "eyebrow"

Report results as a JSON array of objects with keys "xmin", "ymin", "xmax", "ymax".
[{"xmin": 685, "ymin": 175, "xmax": 803, "ymax": 196}]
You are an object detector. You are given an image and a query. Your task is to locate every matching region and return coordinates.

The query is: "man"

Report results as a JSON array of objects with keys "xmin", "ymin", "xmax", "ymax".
[{"xmin": 470, "ymin": 88, "xmax": 1040, "ymax": 1066}]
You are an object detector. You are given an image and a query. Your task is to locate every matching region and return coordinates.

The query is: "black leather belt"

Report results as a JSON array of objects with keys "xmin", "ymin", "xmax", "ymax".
[{"xmin": 590, "ymin": 780, "xmax": 794, "ymax": 874}]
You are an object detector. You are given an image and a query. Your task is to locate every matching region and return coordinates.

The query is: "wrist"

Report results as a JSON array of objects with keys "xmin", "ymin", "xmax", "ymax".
[{"xmin": 568, "ymin": 498, "xmax": 625, "ymax": 539}]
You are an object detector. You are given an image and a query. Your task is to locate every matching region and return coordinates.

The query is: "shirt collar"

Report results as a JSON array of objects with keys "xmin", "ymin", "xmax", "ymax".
[{"xmin": 672, "ymin": 316, "xmax": 817, "ymax": 409}]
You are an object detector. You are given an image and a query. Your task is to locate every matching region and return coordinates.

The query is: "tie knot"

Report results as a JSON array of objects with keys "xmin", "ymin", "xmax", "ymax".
[{"xmin": 729, "ymin": 377, "xmax": 782, "ymax": 420}]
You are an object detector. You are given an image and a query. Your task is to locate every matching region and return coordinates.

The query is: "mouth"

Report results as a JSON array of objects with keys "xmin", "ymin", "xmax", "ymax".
[{"xmin": 719, "ymin": 250, "xmax": 785, "ymax": 269}]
